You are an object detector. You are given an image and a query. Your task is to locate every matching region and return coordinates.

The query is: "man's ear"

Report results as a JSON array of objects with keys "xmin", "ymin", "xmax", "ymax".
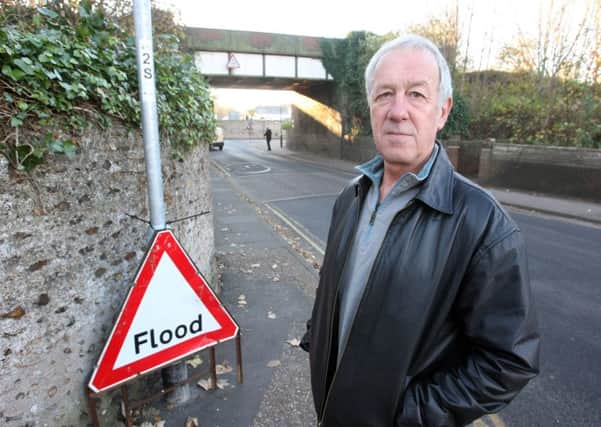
[{"xmin": 437, "ymin": 97, "xmax": 453, "ymax": 131}]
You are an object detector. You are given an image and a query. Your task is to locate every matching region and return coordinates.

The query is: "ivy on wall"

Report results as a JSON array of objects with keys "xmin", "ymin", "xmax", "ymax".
[
  {"xmin": 0, "ymin": 0, "xmax": 215, "ymax": 171},
  {"xmin": 320, "ymin": 31, "xmax": 387, "ymax": 139}
]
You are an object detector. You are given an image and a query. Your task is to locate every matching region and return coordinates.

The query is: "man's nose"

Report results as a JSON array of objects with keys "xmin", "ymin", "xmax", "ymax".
[{"xmin": 387, "ymin": 94, "xmax": 409, "ymax": 121}]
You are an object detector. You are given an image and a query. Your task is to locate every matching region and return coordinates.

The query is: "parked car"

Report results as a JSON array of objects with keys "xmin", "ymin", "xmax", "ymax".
[{"xmin": 211, "ymin": 126, "xmax": 224, "ymax": 151}]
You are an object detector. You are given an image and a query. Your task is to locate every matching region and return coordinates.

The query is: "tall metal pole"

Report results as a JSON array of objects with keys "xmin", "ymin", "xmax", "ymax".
[
  {"xmin": 133, "ymin": 0, "xmax": 166, "ymax": 231},
  {"xmin": 133, "ymin": 0, "xmax": 189, "ymax": 405}
]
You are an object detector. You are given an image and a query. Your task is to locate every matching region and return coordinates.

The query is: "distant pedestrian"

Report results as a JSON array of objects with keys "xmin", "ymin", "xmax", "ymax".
[{"xmin": 264, "ymin": 127, "xmax": 272, "ymax": 151}]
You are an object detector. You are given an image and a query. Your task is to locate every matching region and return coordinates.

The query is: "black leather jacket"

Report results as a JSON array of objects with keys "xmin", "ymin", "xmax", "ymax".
[{"xmin": 301, "ymin": 146, "xmax": 540, "ymax": 426}]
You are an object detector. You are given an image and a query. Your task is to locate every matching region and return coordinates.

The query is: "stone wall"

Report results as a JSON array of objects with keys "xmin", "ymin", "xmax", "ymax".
[{"xmin": 0, "ymin": 124, "xmax": 215, "ymax": 426}]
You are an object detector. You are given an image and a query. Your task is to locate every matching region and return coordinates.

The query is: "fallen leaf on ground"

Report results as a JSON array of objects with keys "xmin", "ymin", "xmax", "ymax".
[
  {"xmin": 286, "ymin": 338, "xmax": 301, "ymax": 347},
  {"xmin": 250, "ymin": 263, "xmax": 260, "ymax": 268},
  {"xmin": 1, "ymin": 306, "xmax": 25, "ymax": 319},
  {"xmin": 267, "ymin": 360, "xmax": 281, "ymax": 368},
  {"xmin": 216, "ymin": 379, "xmax": 230, "ymax": 389},
  {"xmin": 272, "ymin": 264, "xmax": 278, "ymax": 269},
  {"xmin": 267, "ymin": 311, "xmax": 277, "ymax": 319},
  {"xmin": 186, "ymin": 355, "xmax": 203, "ymax": 368},
  {"xmin": 216, "ymin": 360, "xmax": 233, "ymax": 375},
  {"xmin": 272, "ymin": 276, "xmax": 280, "ymax": 282},
  {"xmin": 197, "ymin": 378, "xmax": 213, "ymax": 391},
  {"xmin": 185, "ymin": 416, "xmax": 199, "ymax": 427}
]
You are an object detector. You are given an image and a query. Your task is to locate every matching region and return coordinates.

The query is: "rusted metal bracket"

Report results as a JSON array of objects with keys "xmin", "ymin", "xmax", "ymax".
[{"xmin": 86, "ymin": 333, "xmax": 243, "ymax": 427}]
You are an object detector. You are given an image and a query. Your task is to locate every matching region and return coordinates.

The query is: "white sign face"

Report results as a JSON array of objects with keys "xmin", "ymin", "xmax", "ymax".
[
  {"xmin": 297, "ymin": 57, "xmax": 327, "ymax": 79},
  {"xmin": 195, "ymin": 51, "xmax": 229, "ymax": 75},
  {"xmin": 114, "ymin": 252, "xmax": 220, "ymax": 368},
  {"xmin": 265, "ymin": 55, "xmax": 296, "ymax": 78},
  {"xmin": 231, "ymin": 53, "xmax": 263, "ymax": 76}
]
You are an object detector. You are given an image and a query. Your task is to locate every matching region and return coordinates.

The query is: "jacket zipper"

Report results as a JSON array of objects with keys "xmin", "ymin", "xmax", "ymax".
[
  {"xmin": 369, "ymin": 202, "xmax": 380, "ymax": 225},
  {"xmin": 317, "ymin": 185, "xmax": 364, "ymax": 425},
  {"xmin": 318, "ymin": 199, "xmax": 415, "ymax": 425}
]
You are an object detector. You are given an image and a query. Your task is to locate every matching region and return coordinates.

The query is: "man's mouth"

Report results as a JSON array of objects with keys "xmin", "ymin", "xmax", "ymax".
[{"xmin": 385, "ymin": 130, "xmax": 412, "ymax": 137}]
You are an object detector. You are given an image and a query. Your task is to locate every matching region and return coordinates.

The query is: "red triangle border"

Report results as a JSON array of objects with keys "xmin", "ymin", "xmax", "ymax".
[{"xmin": 88, "ymin": 230, "xmax": 239, "ymax": 393}]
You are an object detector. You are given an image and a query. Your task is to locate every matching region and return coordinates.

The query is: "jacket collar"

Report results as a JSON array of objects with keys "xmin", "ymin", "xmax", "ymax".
[
  {"xmin": 415, "ymin": 143, "xmax": 455, "ymax": 214},
  {"xmin": 355, "ymin": 142, "xmax": 455, "ymax": 215}
]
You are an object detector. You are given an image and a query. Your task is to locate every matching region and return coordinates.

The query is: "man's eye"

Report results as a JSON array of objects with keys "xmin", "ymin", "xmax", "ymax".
[
  {"xmin": 375, "ymin": 92, "xmax": 392, "ymax": 101},
  {"xmin": 409, "ymin": 91, "xmax": 425, "ymax": 99}
]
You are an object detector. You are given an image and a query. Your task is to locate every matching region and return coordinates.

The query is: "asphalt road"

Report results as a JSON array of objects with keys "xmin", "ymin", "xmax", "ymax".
[{"xmin": 211, "ymin": 139, "xmax": 601, "ymax": 427}]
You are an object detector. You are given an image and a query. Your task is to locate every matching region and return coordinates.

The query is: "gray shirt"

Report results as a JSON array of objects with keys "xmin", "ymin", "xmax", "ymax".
[{"xmin": 337, "ymin": 145, "xmax": 439, "ymax": 364}]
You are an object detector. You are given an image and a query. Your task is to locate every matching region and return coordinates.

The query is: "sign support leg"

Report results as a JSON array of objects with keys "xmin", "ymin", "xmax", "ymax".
[
  {"xmin": 121, "ymin": 385, "xmax": 133, "ymax": 427},
  {"xmin": 209, "ymin": 347, "xmax": 218, "ymax": 389},
  {"xmin": 86, "ymin": 389, "xmax": 101, "ymax": 427},
  {"xmin": 236, "ymin": 333, "xmax": 244, "ymax": 384}
]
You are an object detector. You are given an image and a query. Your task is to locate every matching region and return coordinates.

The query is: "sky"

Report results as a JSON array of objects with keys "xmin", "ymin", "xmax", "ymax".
[
  {"xmin": 163, "ymin": 0, "xmax": 582, "ymax": 48},
  {"xmin": 158, "ymin": 0, "xmax": 593, "ymax": 109}
]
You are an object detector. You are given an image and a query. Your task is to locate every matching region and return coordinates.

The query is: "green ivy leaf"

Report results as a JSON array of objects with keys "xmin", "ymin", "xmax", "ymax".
[
  {"xmin": 37, "ymin": 7, "xmax": 59, "ymax": 20},
  {"xmin": 10, "ymin": 116, "xmax": 23, "ymax": 127},
  {"xmin": 2, "ymin": 65, "xmax": 25, "ymax": 81},
  {"xmin": 14, "ymin": 57, "xmax": 35, "ymax": 75},
  {"xmin": 62, "ymin": 140, "xmax": 76, "ymax": 158}
]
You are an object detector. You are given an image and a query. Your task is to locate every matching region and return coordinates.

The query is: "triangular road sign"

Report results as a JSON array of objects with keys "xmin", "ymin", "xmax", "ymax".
[
  {"xmin": 227, "ymin": 53, "xmax": 240, "ymax": 69},
  {"xmin": 88, "ymin": 230, "xmax": 239, "ymax": 393}
]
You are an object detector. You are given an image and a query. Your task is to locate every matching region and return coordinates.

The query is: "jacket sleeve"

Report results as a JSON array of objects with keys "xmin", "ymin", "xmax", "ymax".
[
  {"xmin": 300, "ymin": 318, "xmax": 311, "ymax": 352},
  {"xmin": 397, "ymin": 231, "xmax": 540, "ymax": 427}
]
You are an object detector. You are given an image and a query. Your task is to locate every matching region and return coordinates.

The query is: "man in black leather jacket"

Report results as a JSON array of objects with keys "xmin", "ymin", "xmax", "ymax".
[{"xmin": 301, "ymin": 34, "xmax": 540, "ymax": 427}]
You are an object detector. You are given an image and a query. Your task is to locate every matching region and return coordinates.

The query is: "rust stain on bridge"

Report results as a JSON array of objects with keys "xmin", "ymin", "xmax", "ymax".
[{"xmin": 184, "ymin": 27, "xmax": 337, "ymax": 57}]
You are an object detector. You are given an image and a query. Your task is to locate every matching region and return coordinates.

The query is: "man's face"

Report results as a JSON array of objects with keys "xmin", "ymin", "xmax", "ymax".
[{"xmin": 369, "ymin": 47, "xmax": 452, "ymax": 174}]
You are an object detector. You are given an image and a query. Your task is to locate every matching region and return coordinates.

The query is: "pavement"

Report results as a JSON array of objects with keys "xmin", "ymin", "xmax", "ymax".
[
  {"xmin": 117, "ymin": 144, "xmax": 600, "ymax": 427},
  {"xmin": 119, "ymin": 151, "xmax": 320, "ymax": 427}
]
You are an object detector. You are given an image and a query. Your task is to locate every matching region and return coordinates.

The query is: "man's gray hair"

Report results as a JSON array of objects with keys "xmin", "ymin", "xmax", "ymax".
[{"xmin": 364, "ymin": 34, "xmax": 453, "ymax": 107}]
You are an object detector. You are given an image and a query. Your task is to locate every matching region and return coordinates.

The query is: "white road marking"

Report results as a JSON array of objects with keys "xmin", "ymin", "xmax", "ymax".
[
  {"xmin": 265, "ymin": 193, "xmax": 340, "ymax": 203},
  {"xmin": 211, "ymin": 160, "xmax": 231, "ymax": 177},
  {"xmin": 265, "ymin": 204, "xmax": 325, "ymax": 256}
]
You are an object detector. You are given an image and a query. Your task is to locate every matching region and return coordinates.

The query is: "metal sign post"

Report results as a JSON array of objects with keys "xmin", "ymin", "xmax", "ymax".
[
  {"xmin": 132, "ymin": 0, "xmax": 188, "ymax": 405},
  {"xmin": 133, "ymin": 0, "xmax": 165, "ymax": 231},
  {"xmin": 85, "ymin": 7, "xmax": 244, "ymax": 424}
]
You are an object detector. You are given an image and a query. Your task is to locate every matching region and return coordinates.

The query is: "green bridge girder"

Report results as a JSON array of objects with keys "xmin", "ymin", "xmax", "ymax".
[{"xmin": 183, "ymin": 27, "xmax": 339, "ymax": 58}]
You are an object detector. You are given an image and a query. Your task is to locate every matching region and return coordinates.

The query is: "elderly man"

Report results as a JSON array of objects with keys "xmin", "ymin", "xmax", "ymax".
[{"xmin": 301, "ymin": 34, "xmax": 540, "ymax": 426}]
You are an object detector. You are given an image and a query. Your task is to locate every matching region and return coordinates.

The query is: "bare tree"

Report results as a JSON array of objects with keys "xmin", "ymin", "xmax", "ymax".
[
  {"xmin": 408, "ymin": 2, "xmax": 461, "ymax": 74},
  {"xmin": 499, "ymin": 0, "xmax": 598, "ymax": 80}
]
